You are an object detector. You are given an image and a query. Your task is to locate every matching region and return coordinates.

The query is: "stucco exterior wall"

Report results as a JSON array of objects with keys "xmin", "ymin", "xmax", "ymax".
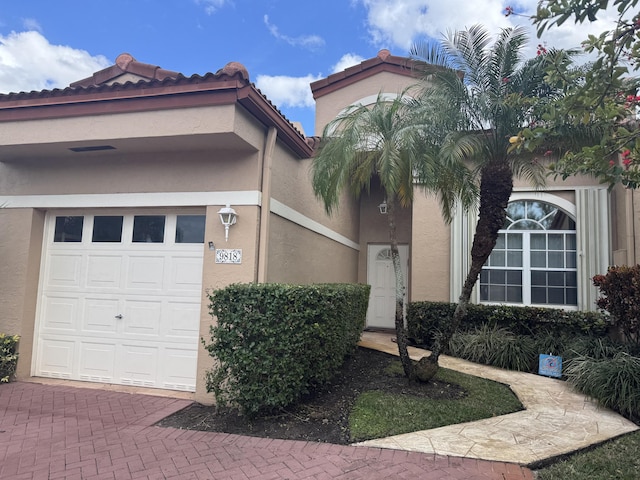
[
  {"xmin": 0, "ymin": 208, "xmax": 45, "ymax": 377},
  {"xmin": 408, "ymin": 193, "xmax": 450, "ymax": 302},
  {"xmin": 314, "ymin": 71, "xmax": 418, "ymax": 135},
  {"xmin": 270, "ymin": 147, "xmax": 360, "ymax": 242},
  {"xmin": 266, "ymin": 214, "xmax": 359, "ymax": 284}
]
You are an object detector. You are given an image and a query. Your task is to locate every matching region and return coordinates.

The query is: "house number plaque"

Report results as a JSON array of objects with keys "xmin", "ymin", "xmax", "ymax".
[{"xmin": 215, "ymin": 249, "xmax": 242, "ymax": 264}]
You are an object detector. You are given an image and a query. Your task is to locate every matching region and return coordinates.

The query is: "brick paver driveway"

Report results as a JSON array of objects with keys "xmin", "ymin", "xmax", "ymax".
[{"xmin": 0, "ymin": 382, "xmax": 533, "ymax": 479}]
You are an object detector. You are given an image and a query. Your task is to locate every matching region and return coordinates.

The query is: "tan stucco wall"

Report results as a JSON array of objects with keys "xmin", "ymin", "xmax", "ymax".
[
  {"xmin": 271, "ymin": 155, "xmax": 360, "ymax": 239},
  {"xmin": 314, "ymin": 71, "xmax": 419, "ymax": 135},
  {"xmin": 0, "ymin": 105, "xmax": 240, "ymax": 148},
  {"xmin": 0, "ymin": 208, "xmax": 45, "ymax": 378},
  {"xmin": 266, "ymin": 214, "xmax": 359, "ymax": 284},
  {"xmin": 0, "ymin": 149, "xmax": 260, "ymax": 196},
  {"xmin": 408, "ymin": 193, "xmax": 450, "ymax": 302}
]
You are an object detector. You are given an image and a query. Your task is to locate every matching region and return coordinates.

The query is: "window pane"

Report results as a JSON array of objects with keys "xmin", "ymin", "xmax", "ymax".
[
  {"xmin": 480, "ymin": 270, "xmax": 488, "ymax": 283},
  {"xmin": 548, "ymin": 252, "xmax": 564, "ymax": 268},
  {"xmin": 531, "ymin": 270, "xmax": 546, "ymax": 286},
  {"xmin": 548, "ymin": 234, "xmax": 564, "ymax": 250},
  {"xmin": 176, "ymin": 215, "xmax": 205, "ymax": 243},
  {"xmin": 511, "ymin": 219, "xmax": 543, "ymax": 230},
  {"xmin": 531, "ymin": 251, "xmax": 547, "ymax": 268},
  {"xmin": 489, "ymin": 286, "xmax": 505, "ymax": 302},
  {"xmin": 566, "ymin": 234, "xmax": 577, "ymax": 250},
  {"xmin": 54, "ymin": 216, "xmax": 83, "ymax": 242},
  {"xmin": 480, "ymin": 284, "xmax": 489, "ymax": 301},
  {"xmin": 92, "ymin": 216, "xmax": 123, "ymax": 242},
  {"xmin": 548, "ymin": 271, "xmax": 564, "ymax": 286},
  {"xmin": 566, "ymin": 252, "xmax": 577, "ymax": 268},
  {"xmin": 506, "ymin": 286, "xmax": 522, "ymax": 303},
  {"xmin": 531, "ymin": 287, "xmax": 547, "ymax": 303},
  {"xmin": 566, "ymin": 271, "xmax": 577, "ymax": 287},
  {"xmin": 490, "ymin": 251, "xmax": 505, "ymax": 267},
  {"xmin": 507, "ymin": 234, "xmax": 522, "ymax": 249},
  {"xmin": 495, "ymin": 234, "xmax": 505, "ymax": 249},
  {"xmin": 566, "ymin": 288, "xmax": 578, "ymax": 305},
  {"xmin": 133, "ymin": 215, "xmax": 165, "ymax": 243},
  {"xmin": 507, "ymin": 251, "xmax": 522, "ymax": 267},
  {"xmin": 548, "ymin": 288, "xmax": 565, "ymax": 304},
  {"xmin": 528, "ymin": 201, "xmax": 555, "ymax": 221},
  {"xmin": 507, "ymin": 270, "xmax": 522, "ymax": 285},
  {"xmin": 531, "ymin": 234, "xmax": 546, "ymax": 249},
  {"xmin": 489, "ymin": 270, "xmax": 506, "ymax": 285},
  {"xmin": 506, "ymin": 202, "xmax": 525, "ymax": 221}
]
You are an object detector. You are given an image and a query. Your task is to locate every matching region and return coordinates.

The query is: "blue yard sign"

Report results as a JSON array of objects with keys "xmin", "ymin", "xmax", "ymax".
[{"xmin": 538, "ymin": 354, "xmax": 563, "ymax": 378}]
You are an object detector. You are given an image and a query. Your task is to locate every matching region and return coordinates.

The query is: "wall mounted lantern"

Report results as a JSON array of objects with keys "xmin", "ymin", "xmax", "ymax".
[
  {"xmin": 378, "ymin": 199, "xmax": 388, "ymax": 215},
  {"xmin": 218, "ymin": 204, "xmax": 238, "ymax": 242}
]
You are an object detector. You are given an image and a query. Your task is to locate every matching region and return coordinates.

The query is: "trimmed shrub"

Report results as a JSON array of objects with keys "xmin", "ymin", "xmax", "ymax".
[
  {"xmin": 0, "ymin": 334, "xmax": 20, "ymax": 382},
  {"xmin": 593, "ymin": 265, "xmax": 640, "ymax": 346},
  {"xmin": 408, "ymin": 301, "xmax": 608, "ymax": 349},
  {"xmin": 203, "ymin": 283, "xmax": 370, "ymax": 415}
]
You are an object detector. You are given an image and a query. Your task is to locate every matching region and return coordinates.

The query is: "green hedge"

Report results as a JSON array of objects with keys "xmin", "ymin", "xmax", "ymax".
[
  {"xmin": 408, "ymin": 301, "xmax": 609, "ymax": 349},
  {"xmin": 203, "ymin": 283, "xmax": 370, "ymax": 415},
  {"xmin": 0, "ymin": 334, "xmax": 20, "ymax": 383}
]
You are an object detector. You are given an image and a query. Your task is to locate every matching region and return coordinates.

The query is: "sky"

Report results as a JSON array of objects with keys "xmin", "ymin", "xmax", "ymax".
[{"xmin": 0, "ymin": 0, "xmax": 624, "ymax": 136}]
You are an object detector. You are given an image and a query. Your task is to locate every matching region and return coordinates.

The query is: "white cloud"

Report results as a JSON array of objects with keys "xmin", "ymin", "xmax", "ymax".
[
  {"xmin": 0, "ymin": 31, "xmax": 110, "ymax": 94},
  {"xmin": 255, "ymin": 73, "xmax": 322, "ymax": 108},
  {"xmin": 22, "ymin": 18, "xmax": 42, "ymax": 32},
  {"xmin": 195, "ymin": 0, "xmax": 232, "ymax": 15},
  {"xmin": 263, "ymin": 15, "xmax": 325, "ymax": 50},
  {"xmin": 356, "ymin": 0, "xmax": 621, "ymax": 58},
  {"xmin": 332, "ymin": 53, "xmax": 365, "ymax": 73}
]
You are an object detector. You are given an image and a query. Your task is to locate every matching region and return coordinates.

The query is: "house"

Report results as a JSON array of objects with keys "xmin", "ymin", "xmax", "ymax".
[{"xmin": 0, "ymin": 50, "xmax": 631, "ymax": 403}]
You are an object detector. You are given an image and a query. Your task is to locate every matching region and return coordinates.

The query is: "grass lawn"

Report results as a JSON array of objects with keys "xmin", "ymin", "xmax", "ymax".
[
  {"xmin": 534, "ymin": 430, "xmax": 640, "ymax": 480},
  {"xmin": 349, "ymin": 359, "xmax": 523, "ymax": 442}
]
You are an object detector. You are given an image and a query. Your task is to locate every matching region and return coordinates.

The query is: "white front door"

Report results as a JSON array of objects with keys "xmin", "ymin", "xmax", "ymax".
[
  {"xmin": 366, "ymin": 244, "xmax": 409, "ymax": 329},
  {"xmin": 34, "ymin": 211, "xmax": 205, "ymax": 392}
]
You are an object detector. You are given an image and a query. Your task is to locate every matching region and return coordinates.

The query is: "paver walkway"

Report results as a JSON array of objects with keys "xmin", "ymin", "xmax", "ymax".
[
  {"xmin": 0, "ymin": 381, "xmax": 533, "ymax": 479},
  {"xmin": 357, "ymin": 331, "xmax": 639, "ymax": 465}
]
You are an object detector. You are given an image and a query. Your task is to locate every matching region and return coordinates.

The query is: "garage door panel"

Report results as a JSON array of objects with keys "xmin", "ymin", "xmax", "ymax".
[
  {"xmin": 127, "ymin": 256, "xmax": 165, "ymax": 291},
  {"xmin": 37, "ymin": 338, "xmax": 75, "ymax": 379},
  {"xmin": 86, "ymin": 255, "xmax": 123, "ymax": 289},
  {"xmin": 164, "ymin": 301, "xmax": 202, "ymax": 339},
  {"xmin": 78, "ymin": 342, "xmax": 115, "ymax": 383},
  {"xmin": 162, "ymin": 347, "xmax": 197, "ymax": 391},
  {"xmin": 169, "ymin": 256, "xmax": 204, "ymax": 293},
  {"xmin": 83, "ymin": 298, "xmax": 120, "ymax": 334},
  {"xmin": 123, "ymin": 300, "xmax": 162, "ymax": 337},
  {"xmin": 119, "ymin": 344, "xmax": 158, "ymax": 387},
  {"xmin": 41, "ymin": 295, "xmax": 79, "ymax": 332},
  {"xmin": 47, "ymin": 254, "xmax": 83, "ymax": 288}
]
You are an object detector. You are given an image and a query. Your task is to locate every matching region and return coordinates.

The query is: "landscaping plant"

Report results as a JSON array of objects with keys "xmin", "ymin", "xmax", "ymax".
[{"xmin": 0, "ymin": 333, "xmax": 19, "ymax": 383}]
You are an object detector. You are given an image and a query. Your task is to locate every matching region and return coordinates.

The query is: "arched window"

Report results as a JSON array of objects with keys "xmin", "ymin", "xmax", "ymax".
[{"xmin": 479, "ymin": 200, "xmax": 577, "ymax": 306}]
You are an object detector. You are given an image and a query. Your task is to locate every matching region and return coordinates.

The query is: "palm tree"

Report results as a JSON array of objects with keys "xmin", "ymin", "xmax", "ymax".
[
  {"xmin": 411, "ymin": 25, "xmax": 551, "ymax": 362},
  {"xmin": 311, "ymin": 93, "xmax": 474, "ymax": 379}
]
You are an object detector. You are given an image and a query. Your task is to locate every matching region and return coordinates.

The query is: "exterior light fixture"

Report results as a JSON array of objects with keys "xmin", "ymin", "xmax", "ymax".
[
  {"xmin": 378, "ymin": 199, "xmax": 388, "ymax": 215},
  {"xmin": 218, "ymin": 204, "xmax": 237, "ymax": 242}
]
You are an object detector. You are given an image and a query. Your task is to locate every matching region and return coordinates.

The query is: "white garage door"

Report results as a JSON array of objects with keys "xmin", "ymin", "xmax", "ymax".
[{"xmin": 35, "ymin": 212, "xmax": 205, "ymax": 392}]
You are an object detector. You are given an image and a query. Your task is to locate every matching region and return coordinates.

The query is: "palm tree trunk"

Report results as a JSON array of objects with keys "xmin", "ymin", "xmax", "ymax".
[
  {"xmin": 387, "ymin": 197, "xmax": 414, "ymax": 379},
  {"xmin": 431, "ymin": 161, "xmax": 513, "ymax": 362}
]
